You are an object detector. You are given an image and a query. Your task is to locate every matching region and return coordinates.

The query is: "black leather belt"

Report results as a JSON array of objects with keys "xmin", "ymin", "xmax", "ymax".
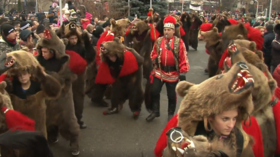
[{"xmin": 161, "ymin": 65, "xmax": 177, "ymax": 72}]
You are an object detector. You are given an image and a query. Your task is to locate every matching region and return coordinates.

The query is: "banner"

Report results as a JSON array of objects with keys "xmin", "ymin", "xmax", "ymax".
[{"xmin": 189, "ymin": 4, "xmax": 202, "ymax": 11}]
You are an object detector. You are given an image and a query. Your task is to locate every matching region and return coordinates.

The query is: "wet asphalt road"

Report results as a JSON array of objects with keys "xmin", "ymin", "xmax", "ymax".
[{"xmin": 51, "ymin": 41, "xmax": 209, "ymax": 157}]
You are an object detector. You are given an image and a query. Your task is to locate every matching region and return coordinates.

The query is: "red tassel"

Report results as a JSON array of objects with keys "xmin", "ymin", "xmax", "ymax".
[
  {"xmin": 150, "ymin": 73, "xmax": 154, "ymax": 84},
  {"xmin": 205, "ymin": 49, "xmax": 210, "ymax": 55},
  {"xmin": 218, "ymin": 48, "xmax": 229, "ymax": 70},
  {"xmin": 2, "ymin": 107, "xmax": 35, "ymax": 131},
  {"xmin": 180, "ymin": 26, "xmax": 185, "ymax": 36},
  {"xmin": 33, "ymin": 51, "xmax": 38, "ymax": 56},
  {"xmin": 0, "ymin": 74, "xmax": 7, "ymax": 82}
]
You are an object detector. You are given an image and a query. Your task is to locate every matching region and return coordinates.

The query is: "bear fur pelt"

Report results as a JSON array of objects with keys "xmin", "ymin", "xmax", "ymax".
[
  {"xmin": 201, "ymin": 26, "xmax": 264, "ymax": 77},
  {"xmin": 124, "ymin": 19, "xmax": 153, "ymax": 80},
  {"xmin": 155, "ymin": 54, "xmax": 255, "ymax": 156},
  {"xmin": 226, "ymin": 42, "xmax": 278, "ymax": 157},
  {"xmin": 95, "ymin": 38, "xmax": 144, "ymax": 119},
  {"xmin": 2, "ymin": 50, "xmax": 61, "ymax": 139},
  {"xmin": 36, "ymin": 29, "xmax": 80, "ymax": 155}
]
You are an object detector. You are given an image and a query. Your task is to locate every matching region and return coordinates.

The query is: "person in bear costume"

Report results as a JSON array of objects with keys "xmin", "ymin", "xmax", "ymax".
[
  {"xmin": 95, "ymin": 37, "xmax": 144, "ymax": 119},
  {"xmin": 124, "ymin": 18, "xmax": 159, "ymax": 80},
  {"xmin": 0, "ymin": 71, "xmax": 54, "ymax": 156},
  {"xmin": 87, "ymin": 19, "xmax": 130, "ymax": 107},
  {"xmin": 224, "ymin": 42, "xmax": 280, "ymax": 157},
  {"xmin": 61, "ymin": 21, "xmax": 91, "ymax": 129},
  {"xmin": 0, "ymin": 50, "xmax": 61, "ymax": 157},
  {"xmin": 157, "ymin": 57, "xmax": 256, "ymax": 156},
  {"xmin": 35, "ymin": 29, "xmax": 80, "ymax": 156},
  {"xmin": 2, "ymin": 50, "xmax": 61, "ymax": 139}
]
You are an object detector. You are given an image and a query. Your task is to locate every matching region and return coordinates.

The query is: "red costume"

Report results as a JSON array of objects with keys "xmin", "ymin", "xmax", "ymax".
[
  {"xmin": 154, "ymin": 114, "xmax": 264, "ymax": 157},
  {"xmin": 150, "ymin": 36, "xmax": 189, "ymax": 82},
  {"xmin": 95, "ymin": 50, "xmax": 139, "ymax": 84},
  {"xmin": 150, "ymin": 16, "xmax": 189, "ymax": 83}
]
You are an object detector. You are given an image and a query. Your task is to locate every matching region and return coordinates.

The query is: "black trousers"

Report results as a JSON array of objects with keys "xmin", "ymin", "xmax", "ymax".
[
  {"xmin": 264, "ymin": 55, "xmax": 272, "ymax": 72},
  {"xmin": 151, "ymin": 77, "xmax": 178, "ymax": 115}
]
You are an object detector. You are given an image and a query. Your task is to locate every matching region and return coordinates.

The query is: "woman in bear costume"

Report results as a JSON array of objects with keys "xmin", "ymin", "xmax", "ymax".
[{"xmin": 155, "ymin": 51, "xmax": 264, "ymax": 156}]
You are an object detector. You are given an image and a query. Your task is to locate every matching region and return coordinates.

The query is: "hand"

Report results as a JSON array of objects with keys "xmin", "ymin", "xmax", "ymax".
[
  {"xmin": 179, "ymin": 73, "xmax": 186, "ymax": 81},
  {"xmin": 35, "ymin": 66, "xmax": 46, "ymax": 79}
]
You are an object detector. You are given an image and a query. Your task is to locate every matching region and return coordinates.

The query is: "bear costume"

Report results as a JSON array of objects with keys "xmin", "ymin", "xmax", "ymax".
[
  {"xmin": 124, "ymin": 19, "xmax": 159, "ymax": 80},
  {"xmin": 87, "ymin": 19, "xmax": 130, "ymax": 107},
  {"xmin": 225, "ymin": 42, "xmax": 280, "ymax": 157},
  {"xmin": 95, "ymin": 38, "xmax": 144, "ymax": 118},
  {"xmin": 156, "ymin": 56, "xmax": 256, "ymax": 156},
  {"xmin": 36, "ymin": 29, "xmax": 80, "ymax": 156},
  {"xmin": 2, "ymin": 50, "xmax": 61, "ymax": 139},
  {"xmin": 154, "ymin": 44, "xmax": 265, "ymax": 156}
]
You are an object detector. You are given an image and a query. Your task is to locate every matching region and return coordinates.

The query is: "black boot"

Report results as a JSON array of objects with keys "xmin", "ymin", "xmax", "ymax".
[
  {"xmin": 146, "ymin": 101, "xmax": 160, "ymax": 122},
  {"xmin": 168, "ymin": 103, "xmax": 176, "ymax": 121},
  {"xmin": 78, "ymin": 121, "xmax": 87, "ymax": 129},
  {"xmin": 91, "ymin": 98, "xmax": 108, "ymax": 107}
]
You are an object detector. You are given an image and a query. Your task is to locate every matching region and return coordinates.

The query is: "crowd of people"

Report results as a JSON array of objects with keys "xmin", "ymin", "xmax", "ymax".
[{"xmin": 0, "ymin": 0, "xmax": 279, "ymax": 157}]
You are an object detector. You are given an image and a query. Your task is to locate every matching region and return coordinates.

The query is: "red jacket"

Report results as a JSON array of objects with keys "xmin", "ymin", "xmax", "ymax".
[{"xmin": 150, "ymin": 36, "xmax": 189, "ymax": 82}]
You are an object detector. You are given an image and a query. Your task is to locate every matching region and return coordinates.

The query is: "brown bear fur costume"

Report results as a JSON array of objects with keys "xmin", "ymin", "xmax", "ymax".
[
  {"xmin": 59, "ymin": 22, "xmax": 94, "ymax": 127},
  {"xmin": 36, "ymin": 29, "xmax": 80, "ymax": 155},
  {"xmin": 173, "ymin": 59, "xmax": 255, "ymax": 156},
  {"xmin": 124, "ymin": 19, "xmax": 153, "ymax": 80},
  {"xmin": 201, "ymin": 27, "xmax": 223, "ymax": 77},
  {"xmin": 201, "ymin": 27, "xmax": 263, "ymax": 77},
  {"xmin": 226, "ymin": 42, "xmax": 278, "ymax": 157},
  {"xmin": 95, "ymin": 38, "xmax": 144, "ymax": 118},
  {"xmin": 0, "ymin": 81, "xmax": 18, "ymax": 157},
  {"xmin": 4, "ymin": 51, "xmax": 61, "ymax": 139},
  {"xmin": 85, "ymin": 19, "xmax": 130, "ymax": 106}
]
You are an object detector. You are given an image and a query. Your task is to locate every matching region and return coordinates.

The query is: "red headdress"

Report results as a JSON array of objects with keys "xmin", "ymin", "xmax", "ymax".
[
  {"xmin": 200, "ymin": 23, "xmax": 213, "ymax": 32},
  {"xmin": 163, "ymin": 15, "xmax": 176, "ymax": 29}
]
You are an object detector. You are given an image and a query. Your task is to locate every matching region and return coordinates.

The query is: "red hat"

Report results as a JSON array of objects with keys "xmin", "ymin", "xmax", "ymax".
[
  {"xmin": 200, "ymin": 23, "xmax": 213, "ymax": 32},
  {"xmin": 228, "ymin": 19, "xmax": 239, "ymax": 25},
  {"xmin": 2, "ymin": 107, "xmax": 35, "ymax": 131},
  {"xmin": 164, "ymin": 15, "xmax": 176, "ymax": 29}
]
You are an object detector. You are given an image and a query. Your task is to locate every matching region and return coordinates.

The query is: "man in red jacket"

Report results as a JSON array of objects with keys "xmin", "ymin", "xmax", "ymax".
[{"xmin": 146, "ymin": 15, "xmax": 190, "ymax": 122}]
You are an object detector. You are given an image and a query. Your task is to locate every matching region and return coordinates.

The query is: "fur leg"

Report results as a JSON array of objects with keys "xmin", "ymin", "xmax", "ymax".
[
  {"xmin": 103, "ymin": 81, "xmax": 125, "ymax": 115},
  {"xmin": 128, "ymin": 87, "xmax": 144, "ymax": 120},
  {"xmin": 47, "ymin": 125, "xmax": 59, "ymax": 144},
  {"xmin": 207, "ymin": 56, "xmax": 219, "ymax": 77},
  {"xmin": 72, "ymin": 72, "xmax": 85, "ymax": 123}
]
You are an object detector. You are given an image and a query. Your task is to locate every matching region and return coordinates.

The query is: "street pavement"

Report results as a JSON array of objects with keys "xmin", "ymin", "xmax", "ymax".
[{"xmin": 51, "ymin": 41, "xmax": 209, "ymax": 157}]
